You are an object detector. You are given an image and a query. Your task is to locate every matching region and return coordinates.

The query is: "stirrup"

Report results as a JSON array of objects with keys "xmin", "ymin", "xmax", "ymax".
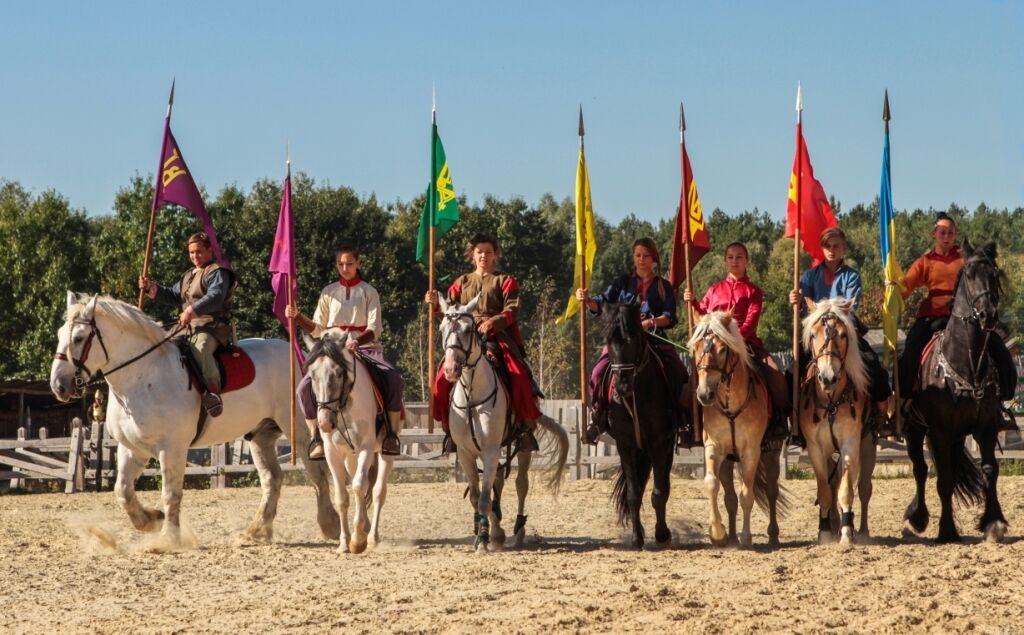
[
  {"xmin": 675, "ymin": 426, "xmax": 701, "ymax": 449},
  {"xmin": 381, "ymin": 434, "xmax": 401, "ymax": 456},
  {"xmin": 441, "ymin": 432, "xmax": 456, "ymax": 455},
  {"xmin": 584, "ymin": 423, "xmax": 602, "ymax": 445},
  {"xmin": 516, "ymin": 430, "xmax": 540, "ymax": 453},
  {"xmin": 202, "ymin": 391, "xmax": 223, "ymax": 417},
  {"xmin": 307, "ymin": 437, "xmax": 325, "ymax": 461}
]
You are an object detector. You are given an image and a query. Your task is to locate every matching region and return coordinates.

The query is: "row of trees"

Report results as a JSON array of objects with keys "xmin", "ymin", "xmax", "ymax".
[{"xmin": 2, "ymin": 176, "xmax": 1022, "ymax": 401}]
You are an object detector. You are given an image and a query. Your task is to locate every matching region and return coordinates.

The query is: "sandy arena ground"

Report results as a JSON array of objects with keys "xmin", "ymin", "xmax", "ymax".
[{"xmin": 2, "ymin": 473, "xmax": 1024, "ymax": 634}]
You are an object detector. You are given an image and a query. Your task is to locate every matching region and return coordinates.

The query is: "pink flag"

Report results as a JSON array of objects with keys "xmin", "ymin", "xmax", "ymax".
[
  {"xmin": 269, "ymin": 171, "xmax": 303, "ymax": 363},
  {"xmin": 155, "ymin": 120, "xmax": 229, "ymax": 267}
]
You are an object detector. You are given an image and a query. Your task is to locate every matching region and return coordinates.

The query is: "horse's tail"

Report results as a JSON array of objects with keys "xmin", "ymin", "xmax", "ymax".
[
  {"xmin": 535, "ymin": 415, "xmax": 569, "ymax": 496},
  {"xmin": 611, "ymin": 451, "xmax": 650, "ymax": 528},
  {"xmin": 753, "ymin": 453, "xmax": 790, "ymax": 519},
  {"xmin": 939, "ymin": 442, "xmax": 986, "ymax": 508}
]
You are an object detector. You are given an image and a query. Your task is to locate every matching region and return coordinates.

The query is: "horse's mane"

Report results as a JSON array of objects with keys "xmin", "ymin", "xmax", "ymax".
[
  {"xmin": 303, "ymin": 332, "xmax": 350, "ymax": 375},
  {"xmin": 69, "ymin": 294, "xmax": 168, "ymax": 344},
  {"xmin": 601, "ymin": 301, "xmax": 643, "ymax": 342},
  {"xmin": 689, "ymin": 311, "xmax": 753, "ymax": 370},
  {"xmin": 801, "ymin": 299, "xmax": 869, "ymax": 395},
  {"xmin": 954, "ymin": 240, "xmax": 1004, "ymax": 305}
]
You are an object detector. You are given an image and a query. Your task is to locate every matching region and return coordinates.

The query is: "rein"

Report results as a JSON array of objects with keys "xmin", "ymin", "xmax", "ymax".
[
  {"xmin": 696, "ymin": 334, "xmax": 756, "ymax": 461},
  {"xmin": 804, "ymin": 310, "xmax": 858, "ymax": 453},
  {"xmin": 314, "ymin": 350, "xmax": 359, "ymax": 451},
  {"xmin": 610, "ymin": 338, "xmax": 652, "ymax": 448},
  {"xmin": 442, "ymin": 312, "xmax": 506, "ymax": 453}
]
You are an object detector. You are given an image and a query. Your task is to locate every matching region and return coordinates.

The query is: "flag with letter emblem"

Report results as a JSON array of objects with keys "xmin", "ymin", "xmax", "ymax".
[
  {"xmin": 668, "ymin": 127, "xmax": 710, "ymax": 289},
  {"xmin": 784, "ymin": 121, "xmax": 836, "ymax": 266},
  {"xmin": 416, "ymin": 119, "xmax": 459, "ymax": 264}
]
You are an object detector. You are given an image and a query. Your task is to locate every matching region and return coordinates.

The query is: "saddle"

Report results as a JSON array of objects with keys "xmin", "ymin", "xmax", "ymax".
[
  {"xmin": 176, "ymin": 340, "xmax": 256, "ymax": 395},
  {"xmin": 917, "ymin": 332, "xmax": 998, "ymax": 398},
  {"xmin": 354, "ymin": 352, "xmax": 392, "ymax": 436}
]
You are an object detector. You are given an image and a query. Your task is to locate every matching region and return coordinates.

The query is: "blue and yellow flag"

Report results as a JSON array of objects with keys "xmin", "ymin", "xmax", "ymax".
[{"xmin": 879, "ymin": 129, "xmax": 904, "ymax": 365}]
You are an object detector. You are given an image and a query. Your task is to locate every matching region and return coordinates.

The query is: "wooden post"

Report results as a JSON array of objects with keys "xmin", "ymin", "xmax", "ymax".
[
  {"xmin": 65, "ymin": 418, "xmax": 84, "ymax": 494},
  {"xmin": 212, "ymin": 444, "xmax": 227, "ymax": 488},
  {"xmin": 12, "ymin": 428, "xmax": 26, "ymax": 489}
]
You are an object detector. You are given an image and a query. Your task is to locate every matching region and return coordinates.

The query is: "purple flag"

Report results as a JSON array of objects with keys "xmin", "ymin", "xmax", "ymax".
[
  {"xmin": 155, "ymin": 120, "xmax": 229, "ymax": 267},
  {"xmin": 269, "ymin": 172, "xmax": 304, "ymax": 363}
]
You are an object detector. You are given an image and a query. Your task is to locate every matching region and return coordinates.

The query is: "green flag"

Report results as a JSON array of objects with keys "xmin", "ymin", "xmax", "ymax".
[{"xmin": 416, "ymin": 121, "xmax": 459, "ymax": 264}]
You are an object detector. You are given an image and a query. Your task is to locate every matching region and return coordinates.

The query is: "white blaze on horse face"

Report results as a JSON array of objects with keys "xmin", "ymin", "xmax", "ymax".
[
  {"xmin": 310, "ymin": 357, "xmax": 341, "ymax": 433},
  {"xmin": 695, "ymin": 337, "xmax": 724, "ymax": 407},
  {"xmin": 49, "ymin": 318, "xmax": 76, "ymax": 401}
]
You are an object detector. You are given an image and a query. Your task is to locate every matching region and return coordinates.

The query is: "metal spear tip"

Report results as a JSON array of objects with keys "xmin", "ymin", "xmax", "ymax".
[
  {"xmin": 169, "ymin": 77, "xmax": 176, "ymax": 105},
  {"xmin": 679, "ymin": 101, "xmax": 686, "ymax": 132},
  {"xmin": 795, "ymin": 81, "xmax": 803, "ymax": 112},
  {"xmin": 883, "ymin": 89, "xmax": 891, "ymax": 122},
  {"xmin": 578, "ymin": 105, "xmax": 585, "ymax": 137}
]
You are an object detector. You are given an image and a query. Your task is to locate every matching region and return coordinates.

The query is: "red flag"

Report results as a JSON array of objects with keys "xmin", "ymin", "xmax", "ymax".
[
  {"xmin": 668, "ymin": 142, "xmax": 710, "ymax": 289},
  {"xmin": 155, "ymin": 120, "xmax": 229, "ymax": 267},
  {"xmin": 269, "ymin": 170, "xmax": 303, "ymax": 364},
  {"xmin": 784, "ymin": 122, "xmax": 837, "ymax": 266}
]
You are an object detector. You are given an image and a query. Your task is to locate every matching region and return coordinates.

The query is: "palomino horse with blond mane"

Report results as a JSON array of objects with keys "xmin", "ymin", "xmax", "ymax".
[
  {"xmin": 50, "ymin": 293, "xmax": 339, "ymax": 549},
  {"xmin": 437, "ymin": 294, "xmax": 569, "ymax": 552},
  {"xmin": 690, "ymin": 311, "xmax": 788, "ymax": 547},
  {"xmin": 799, "ymin": 297, "xmax": 872, "ymax": 546},
  {"xmin": 303, "ymin": 329, "xmax": 400, "ymax": 554}
]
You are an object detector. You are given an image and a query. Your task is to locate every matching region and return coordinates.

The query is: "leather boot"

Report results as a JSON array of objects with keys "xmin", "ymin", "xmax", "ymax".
[
  {"xmin": 516, "ymin": 421, "xmax": 540, "ymax": 453},
  {"xmin": 307, "ymin": 421, "xmax": 325, "ymax": 461},
  {"xmin": 441, "ymin": 430, "xmax": 456, "ymax": 454},
  {"xmin": 381, "ymin": 411, "xmax": 402, "ymax": 456},
  {"xmin": 585, "ymin": 407, "xmax": 606, "ymax": 445},
  {"xmin": 202, "ymin": 383, "xmax": 223, "ymax": 417}
]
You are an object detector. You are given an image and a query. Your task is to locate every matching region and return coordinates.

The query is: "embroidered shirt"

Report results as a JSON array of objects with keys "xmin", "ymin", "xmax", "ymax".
[{"xmin": 312, "ymin": 279, "xmax": 383, "ymax": 349}]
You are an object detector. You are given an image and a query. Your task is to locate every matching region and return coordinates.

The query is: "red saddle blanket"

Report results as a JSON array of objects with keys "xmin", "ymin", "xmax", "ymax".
[
  {"xmin": 915, "ymin": 333, "xmax": 942, "ymax": 393},
  {"xmin": 188, "ymin": 347, "xmax": 256, "ymax": 395}
]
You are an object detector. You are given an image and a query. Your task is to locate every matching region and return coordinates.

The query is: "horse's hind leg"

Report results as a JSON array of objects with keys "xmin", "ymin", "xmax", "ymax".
[
  {"xmin": 243, "ymin": 427, "xmax": 284, "ymax": 544},
  {"xmin": 152, "ymin": 447, "xmax": 188, "ymax": 551},
  {"xmin": 932, "ymin": 438, "xmax": 961, "ymax": 543},
  {"xmin": 456, "ymin": 449, "xmax": 483, "ymax": 546},
  {"xmin": 720, "ymin": 458, "xmax": 739, "ymax": 545},
  {"xmin": 489, "ymin": 464, "xmax": 507, "ymax": 547},
  {"xmin": 114, "ymin": 445, "xmax": 163, "ymax": 532},
  {"xmin": 903, "ymin": 421, "xmax": 930, "ymax": 535},
  {"xmin": 299, "ymin": 449, "xmax": 341, "ymax": 541},
  {"xmin": 976, "ymin": 430, "xmax": 1007, "ymax": 542},
  {"xmin": 630, "ymin": 452, "xmax": 651, "ymax": 550},
  {"xmin": 704, "ymin": 447, "xmax": 727, "ymax": 547},
  {"xmin": 761, "ymin": 449, "xmax": 782, "ymax": 547},
  {"xmin": 858, "ymin": 436, "xmax": 876, "ymax": 539},
  {"xmin": 737, "ymin": 450, "xmax": 760, "ymax": 547},
  {"xmin": 512, "ymin": 450, "xmax": 532, "ymax": 548}
]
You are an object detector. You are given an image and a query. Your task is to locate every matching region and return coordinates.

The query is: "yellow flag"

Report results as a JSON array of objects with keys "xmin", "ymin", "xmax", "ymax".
[{"xmin": 557, "ymin": 147, "xmax": 597, "ymax": 324}]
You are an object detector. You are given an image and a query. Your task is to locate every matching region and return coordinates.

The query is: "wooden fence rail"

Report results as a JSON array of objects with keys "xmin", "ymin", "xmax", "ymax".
[{"xmin": 2, "ymin": 402, "xmax": 1022, "ymax": 492}]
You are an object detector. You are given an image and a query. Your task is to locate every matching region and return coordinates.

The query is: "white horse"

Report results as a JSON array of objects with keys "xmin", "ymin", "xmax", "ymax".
[
  {"xmin": 303, "ymin": 329, "xmax": 400, "ymax": 554},
  {"xmin": 50, "ymin": 292, "xmax": 339, "ymax": 549},
  {"xmin": 438, "ymin": 295, "xmax": 569, "ymax": 552}
]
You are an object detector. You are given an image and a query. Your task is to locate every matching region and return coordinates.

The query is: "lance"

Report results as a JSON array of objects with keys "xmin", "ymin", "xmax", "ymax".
[
  {"xmin": 791, "ymin": 82, "xmax": 803, "ymax": 444},
  {"xmin": 883, "ymin": 90, "xmax": 903, "ymax": 438},
  {"xmin": 286, "ymin": 145, "xmax": 297, "ymax": 465},
  {"xmin": 680, "ymin": 101, "xmax": 700, "ymax": 444},
  {"xmin": 577, "ymin": 106, "xmax": 589, "ymax": 446},
  {"xmin": 427, "ymin": 88, "xmax": 437, "ymax": 434},
  {"xmin": 138, "ymin": 78, "xmax": 175, "ymax": 309}
]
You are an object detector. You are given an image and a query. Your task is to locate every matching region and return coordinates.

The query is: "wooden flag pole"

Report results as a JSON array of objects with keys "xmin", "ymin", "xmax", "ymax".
[
  {"xmin": 791, "ymin": 83, "xmax": 804, "ymax": 441},
  {"xmin": 578, "ymin": 108, "xmax": 589, "ymax": 443},
  {"xmin": 427, "ymin": 97, "xmax": 438, "ymax": 435},
  {"xmin": 286, "ymin": 150, "xmax": 297, "ymax": 466},
  {"xmin": 681, "ymin": 103, "xmax": 700, "ymax": 445},
  {"xmin": 138, "ymin": 79, "xmax": 175, "ymax": 309}
]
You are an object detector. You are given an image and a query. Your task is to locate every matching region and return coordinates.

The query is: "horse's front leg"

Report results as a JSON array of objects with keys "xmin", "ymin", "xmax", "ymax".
[
  {"xmin": 976, "ymin": 428, "xmax": 1007, "ymax": 542},
  {"xmin": 804, "ymin": 433, "xmax": 834, "ymax": 545},
  {"xmin": 323, "ymin": 443, "xmax": 351, "ymax": 553},
  {"xmin": 490, "ymin": 463, "xmax": 507, "ymax": 548},
  {"xmin": 152, "ymin": 447, "xmax": 188, "ymax": 551},
  {"xmin": 114, "ymin": 444, "xmax": 163, "ymax": 532},
  {"xmin": 512, "ymin": 450, "xmax": 532, "ymax": 548},
  {"xmin": 455, "ymin": 448, "xmax": 482, "ymax": 546},
  {"xmin": 836, "ymin": 434, "xmax": 861, "ymax": 548},
  {"xmin": 650, "ymin": 442, "xmax": 673, "ymax": 548},
  {"xmin": 932, "ymin": 438, "xmax": 960, "ymax": 543},
  {"xmin": 704, "ymin": 444, "xmax": 727, "ymax": 547},
  {"xmin": 737, "ymin": 449, "xmax": 761, "ymax": 547},
  {"xmin": 348, "ymin": 445, "xmax": 375, "ymax": 554},
  {"xmin": 761, "ymin": 447, "xmax": 783, "ymax": 547},
  {"xmin": 629, "ymin": 450, "xmax": 651, "ymax": 550},
  {"xmin": 368, "ymin": 452, "xmax": 394, "ymax": 548},
  {"xmin": 858, "ymin": 435, "xmax": 876, "ymax": 539},
  {"xmin": 475, "ymin": 447, "xmax": 502, "ymax": 553},
  {"xmin": 243, "ymin": 427, "xmax": 283, "ymax": 544},
  {"xmin": 903, "ymin": 420, "xmax": 930, "ymax": 535}
]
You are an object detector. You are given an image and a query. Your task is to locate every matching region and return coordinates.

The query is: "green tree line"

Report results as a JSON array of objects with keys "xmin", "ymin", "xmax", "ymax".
[{"xmin": 2, "ymin": 176, "xmax": 1022, "ymax": 400}]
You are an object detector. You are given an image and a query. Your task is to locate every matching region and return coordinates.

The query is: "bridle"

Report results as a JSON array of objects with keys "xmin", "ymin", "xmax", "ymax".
[
  {"xmin": 54, "ymin": 312, "xmax": 182, "ymax": 397},
  {"xmin": 695, "ymin": 331, "xmax": 756, "ymax": 460},
  {"xmin": 441, "ymin": 312, "xmax": 484, "ymax": 376},
  {"xmin": 808, "ymin": 311, "xmax": 848, "ymax": 384},
  {"xmin": 442, "ymin": 311, "xmax": 501, "ymax": 451},
  {"xmin": 695, "ymin": 333, "xmax": 739, "ymax": 386},
  {"xmin": 609, "ymin": 330, "xmax": 651, "ymax": 448},
  {"xmin": 312, "ymin": 348, "xmax": 357, "ymax": 450}
]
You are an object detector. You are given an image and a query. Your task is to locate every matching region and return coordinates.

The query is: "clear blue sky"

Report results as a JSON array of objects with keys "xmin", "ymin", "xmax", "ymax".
[{"xmin": 1, "ymin": 1, "xmax": 1021, "ymax": 224}]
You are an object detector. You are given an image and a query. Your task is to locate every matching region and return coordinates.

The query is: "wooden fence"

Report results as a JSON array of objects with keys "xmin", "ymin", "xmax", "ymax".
[{"xmin": 2, "ymin": 400, "xmax": 1022, "ymax": 493}]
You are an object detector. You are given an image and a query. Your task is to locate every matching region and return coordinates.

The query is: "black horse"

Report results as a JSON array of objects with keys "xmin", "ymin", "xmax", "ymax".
[
  {"xmin": 603, "ymin": 302, "xmax": 678, "ymax": 549},
  {"xmin": 903, "ymin": 240, "xmax": 1009, "ymax": 543}
]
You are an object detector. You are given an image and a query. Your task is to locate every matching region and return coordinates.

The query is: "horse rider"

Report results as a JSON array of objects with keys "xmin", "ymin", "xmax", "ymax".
[
  {"xmin": 425, "ymin": 233, "xmax": 542, "ymax": 455},
  {"xmin": 287, "ymin": 246, "xmax": 403, "ymax": 459},
  {"xmin": 576, "ymin": 237, "xmax": 692, "ymax": 447},
  {"xmin": 788, "ymin": 227, "xmax": 895, "ymax": 445},
  {"xmin": 683, "ymin": 242, "xmax": 790, "ymax": 443},
  {"xmin": 138, "ymin": 231, "xmax": 235, "ymax": 418},
  {"xmin": 888, "ymin": 212, "xmax": 1017, "ymax": 424}
]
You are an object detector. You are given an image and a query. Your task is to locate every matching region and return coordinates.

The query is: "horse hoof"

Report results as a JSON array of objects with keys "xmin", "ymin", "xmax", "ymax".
[
  {"xmin": 710, "ymin": 534, "xmax": 728, "ymax": 548},
  {"xmin": 739, "ymin": 534, "xmax": 753, "ymax": 548},
  {"xmin": 243, "ymin": 525, "xmax": 273, "ymax": 545},
  {"xmin": 336, "ymin": 543, "xmax": 350, "ymax": 555},
  {"xmin": 492, "ymin": 528, "xmax": 507, "ymax": 547},
  {"xmin": 936, "ymin": 532, "xmax": 961, "ymax": 544},
  {"xmin": 514, "ymin": 527, "xmax": 526, "ymax": 549},
  {"xmin": 349, "ymin": 539, "xmax": 368, "ymax": 554},
  {"xmin": 767, "ymin": 536, "xmax": 781, "ymax": 548},
  {"xmin": 475, "ymin": 542, "xmax": 489, "ymax": 554},
  {"xmin": 984, "ymin": 521, "xmax": 1007, "ymax": 543},
  {"xmin": 817, "ymin": 530, "xmax": 834, "ymax": 545},
  {"xmin": 839, "ymin": 529, "xmax": 854, "ymax": 549}
]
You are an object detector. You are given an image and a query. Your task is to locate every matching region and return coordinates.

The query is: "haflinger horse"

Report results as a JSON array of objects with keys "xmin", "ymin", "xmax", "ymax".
[
  {"xmin": 303, "ymin": 329, "xmax": 399, "ymax": 554},
  {"xmin": 603, "ymin": 301, "xmax": 676, "ymax": 549},
  {"xmin": 904, "ymin": 240, "xmax": 1008, "ymax": 543},
  {"xmin": 49, "ymin": 293, "xmax": 339, "ymax": 550},
  {"xmin": 690, "ymin": 311, "xmax": 788, "ymax": 548},
  {"xmin": 799, "ymin": 297, "xmax": 871, "ymax": 547},
  {"xmin": 437, "ymin": 295, "xmax": 569, "ymax": 552}
]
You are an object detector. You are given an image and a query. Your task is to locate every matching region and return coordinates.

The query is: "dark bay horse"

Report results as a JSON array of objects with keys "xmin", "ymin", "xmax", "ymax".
[
  {"xmin": 904, "ymin": 241, "xmax": 1009, "ymax": 543},
  {"xmin": 603, "ymin": 302, "xmax": 677, "ymax": 549}
]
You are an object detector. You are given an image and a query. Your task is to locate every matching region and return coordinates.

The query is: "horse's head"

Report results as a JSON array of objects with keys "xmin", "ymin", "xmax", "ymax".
[
  {"xmin": 51, "ymin": 292, "xmax": 104, "ymax": 402},
  {"xmin": 602, "ymin": 301, "xmax": 646, "ymax": 401},
  {"xmin": 304, "ymin": 330, "xmax": 352, "ymax": 431},
  {"xmin": 438, "ymin": 294, "xmax": 481, "ymax": 382},
  {"xmin": 802, "ymin": 298, "xmax": 866, "ymax": 394},
  {"xmin": 954, "ymin": 239, "xmax": 1004, "ymax": 333},
  {"xmin": 688, "ymin": 311, "xmax": 750, "ymax": 407}
]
